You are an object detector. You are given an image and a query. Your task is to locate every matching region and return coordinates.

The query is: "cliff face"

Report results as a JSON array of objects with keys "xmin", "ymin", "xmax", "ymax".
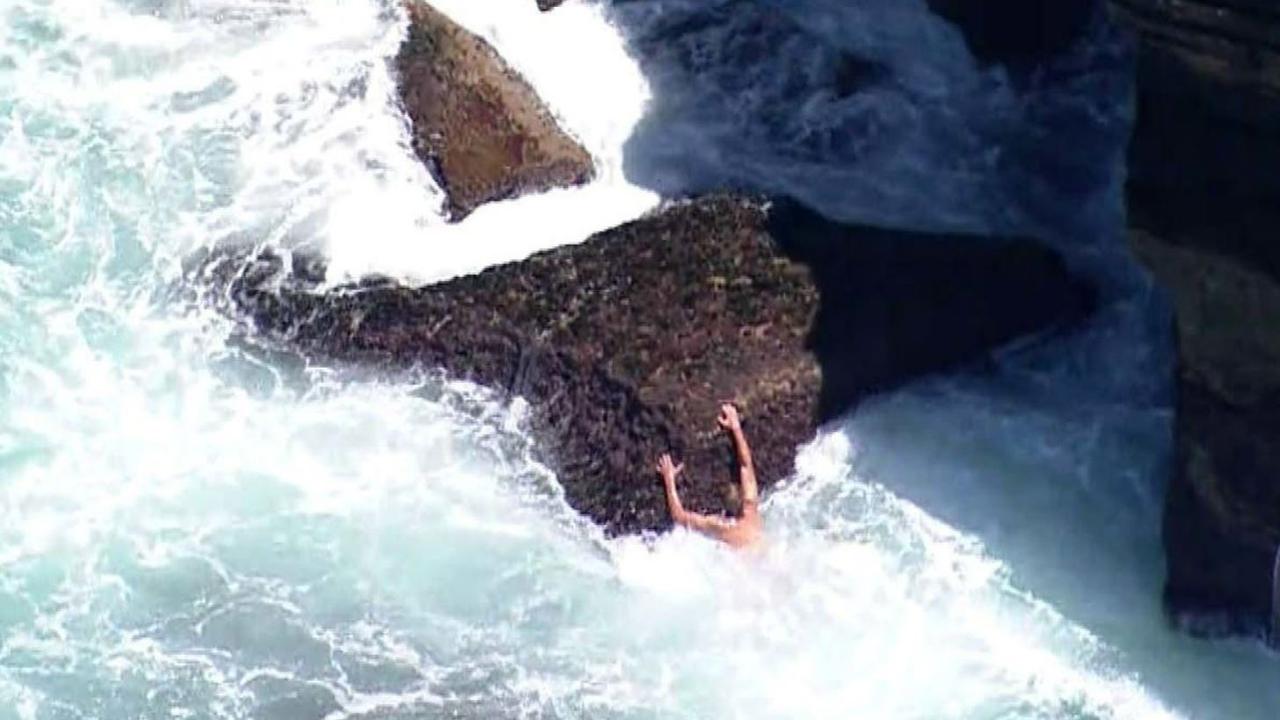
[
  {"xmin": 195, "ymin": 196, "xmax": 1090, "ymax": 536},
  {"xmin": 1107, "ymin": 0, "xmax": 1280, "ymax": 634}
]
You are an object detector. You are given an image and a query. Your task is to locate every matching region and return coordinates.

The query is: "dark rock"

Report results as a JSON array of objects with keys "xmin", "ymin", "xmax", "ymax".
[
  {"xmin": 1107, "ymin": 1, "xmax": 1280, "ymax": 634},
  {"xmin": 1130, "ymin": 202, "xmax": 1280, "ymax": 637},
  {"xmin": 197, "ymin": 195, "xmax": 1090, "ymax": 536},
  {"xmin": 396, "ymin": 0, "xmax": 594, "ymax": 221},
  {"xmin": 1164, "ymin": 379, "xmax": 1280, "ymax": 637},
  {"xmin": 1111, "ymin": 0, "xmax": 1280, "ymax": 206},
  {"xmin": 536, "ymin": 0, "xmax": 565, "ymax": 11},
  {"xmin": 926, "ymin": 0, "xmax": 1100, "ymax": 67}
]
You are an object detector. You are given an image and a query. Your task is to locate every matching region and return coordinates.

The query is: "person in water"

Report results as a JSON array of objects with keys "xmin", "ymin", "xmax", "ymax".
[{"xmin": 655, "ymin": 403, "xmax": 763, "ymax": 549}]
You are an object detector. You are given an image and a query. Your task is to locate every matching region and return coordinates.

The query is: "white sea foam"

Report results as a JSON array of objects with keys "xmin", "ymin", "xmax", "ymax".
[
  {"xmin": 604, "ymin": 431, "xmax": 1184, "ymax": 720},
  {"xmin": 2, "ymin": 1, "xmax": 1280, "ymax": 719},
  {"xmin": 322, "ymin": 0, "xmax": 661, "ymax": 284}
]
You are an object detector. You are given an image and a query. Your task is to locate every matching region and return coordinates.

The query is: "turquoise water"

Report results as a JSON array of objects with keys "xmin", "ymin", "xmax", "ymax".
[{"xmin": 2, "ymin": 1, "xmax": 1278, "ymax": 718}]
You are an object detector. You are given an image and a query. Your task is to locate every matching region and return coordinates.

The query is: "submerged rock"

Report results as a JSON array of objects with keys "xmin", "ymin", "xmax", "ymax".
[
  {"xmin": 197, "ymin": 196, "xmax": 1090, "ymax": 536},
  {"xmin": 396, "ymin": 0, "xmax": 594, "ymax": 221},
  {"xmin": 1107, "ymin": 1, "xmax": 1280, "ymax": 635}
]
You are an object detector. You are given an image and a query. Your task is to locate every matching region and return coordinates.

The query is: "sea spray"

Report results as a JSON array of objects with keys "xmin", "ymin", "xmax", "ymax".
[
  {"xmin": 323, "ymin": 0, "xmax": 660, "ymax": 284},
  {"xmin": 1, "ymin": 0, "xmax": 1279, "ymax": 718}
]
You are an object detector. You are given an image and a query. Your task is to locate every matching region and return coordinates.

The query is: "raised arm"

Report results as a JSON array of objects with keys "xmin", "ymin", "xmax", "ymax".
[
  {"xmin": 717, "ymin": 404, "xmax": 759, "ymax": 510},
  {"xmin": 656, "ymin": 454, "xmax": 736, "ymax": 540}
]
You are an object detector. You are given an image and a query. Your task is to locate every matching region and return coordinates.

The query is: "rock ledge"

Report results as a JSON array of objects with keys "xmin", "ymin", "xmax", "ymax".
[{"xmin": 199, "ymin": 196, "xmax": 1091, "ymax": 536}]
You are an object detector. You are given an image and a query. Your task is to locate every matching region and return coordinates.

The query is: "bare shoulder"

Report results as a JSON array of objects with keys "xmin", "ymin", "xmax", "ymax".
[{"xmin": 722, "ymin": 514, "xmax": 764, "ymax": 550}]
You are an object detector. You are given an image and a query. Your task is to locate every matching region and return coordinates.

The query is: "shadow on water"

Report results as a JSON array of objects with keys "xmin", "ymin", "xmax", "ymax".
[
  {"xmin": 588, "ymin": 0, "xmax": 1280, "ymax": 716},
  {"xmin": 768, "ymin": 199, "xmax": 1093, "ymax": 424}
]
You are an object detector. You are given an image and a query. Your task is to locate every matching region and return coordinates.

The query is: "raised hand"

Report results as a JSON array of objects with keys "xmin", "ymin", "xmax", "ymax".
[
  {"xmin": 717, "ymin": 403, "xmax": 742, "ymax": 433},
  {"xmin": 656, "ymin": 453, "xmax": 684, "ymax": 484}
]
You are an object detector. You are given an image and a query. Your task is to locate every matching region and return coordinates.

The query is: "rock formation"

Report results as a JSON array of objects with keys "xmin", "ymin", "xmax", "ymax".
[
  {"xmin": 195, "ymin": 196, "xmax": 1090, "ymax": 536},
  {"xmin": 396, "ymin": 0, "xmax": 594, "ymax": 221},
  {"xmin": 1107, "ymin": 0, "xmax": 1280, "ymax": 635}
]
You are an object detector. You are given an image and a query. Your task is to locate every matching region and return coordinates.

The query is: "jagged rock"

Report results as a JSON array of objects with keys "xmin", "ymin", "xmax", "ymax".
[
  {"xmin": 536, "ymin": 0, "xmax": 565, "ymax": 11},
  {"xmin": 196, "ymin": 196, "xmax": 1090, "ymax": 536},
  {"xmin": 396, "ymin": 0, "xmax": 593, "ymax": 221},
  {"xmin": 1107, "ymin": 1, "xmax": 1280, "ymax": 634}
]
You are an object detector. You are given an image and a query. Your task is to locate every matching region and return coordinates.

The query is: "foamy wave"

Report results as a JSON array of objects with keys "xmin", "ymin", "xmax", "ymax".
[
  {"xmin": 601, "ymin": 429, "xmax": 1182, "ymax": 720},
  {"xmin": 1, "ymin": 1, "xmax": 1275, "ymax": 718}
]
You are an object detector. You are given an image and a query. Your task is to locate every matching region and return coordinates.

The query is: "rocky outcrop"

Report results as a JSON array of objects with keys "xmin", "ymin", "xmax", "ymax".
[
  {"xmin": 196, "ymin": 196, "xmax": 1090, "ymax": 536},
  {"xmin": 536, "ymin": 0, "xmax": 565, "ymax": 11},
  {"xmin": 1106, "ymin": 1, "xmax": 1280, "ymax": 634},
  {"xmin": 396, "ymin": 0, "xmax": 593, "ymax": 221}
]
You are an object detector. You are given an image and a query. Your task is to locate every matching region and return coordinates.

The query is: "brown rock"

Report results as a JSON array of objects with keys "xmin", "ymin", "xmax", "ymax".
[
  {"xmin": 396, "ymin": 0, "xmax": 594, "ymax": 221},
  {"xmin": 1129, "ymin": 201, "xmax": 1280, "ymax": 635},
  {"xmin": 196, "ymin": 195, "xmax": 1090, "ymax": 536},
  {"xmin": 1108, "ymin": 1, "xmax": 1280, "ymax": 635},
  {"xmin": 1131, "ymin": 224, "xmax": 1280, "ymax": 410}
]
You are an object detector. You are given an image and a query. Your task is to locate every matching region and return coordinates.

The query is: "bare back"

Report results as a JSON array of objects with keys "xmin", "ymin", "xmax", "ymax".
[{"xmin": 656, "ymin": 403, "xmax": 764, "ymax": 550}]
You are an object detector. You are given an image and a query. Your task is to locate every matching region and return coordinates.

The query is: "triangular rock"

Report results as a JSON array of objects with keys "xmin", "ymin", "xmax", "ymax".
[{"xmin": 397, "ymin": 1, "xmax": 594, "ymax": 221}]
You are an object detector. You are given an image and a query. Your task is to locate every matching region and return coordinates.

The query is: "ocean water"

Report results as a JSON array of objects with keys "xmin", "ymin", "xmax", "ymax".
[{"xmin": 1, "ymin": 1, "xmax": 1278, "ymax": 719}]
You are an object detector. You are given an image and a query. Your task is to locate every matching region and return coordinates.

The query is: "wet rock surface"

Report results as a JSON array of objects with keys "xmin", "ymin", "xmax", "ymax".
[
  {"xmin": 196, "ymin": 196, "xmax": 1090, "ymax": 536},
  {"xmin": 1107, "ymin": 1, "xmax": 1280, "ymax": 633},
  {"xmin": 396, "ymin": 0, "xmax": 594, "ymax": 221}
]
